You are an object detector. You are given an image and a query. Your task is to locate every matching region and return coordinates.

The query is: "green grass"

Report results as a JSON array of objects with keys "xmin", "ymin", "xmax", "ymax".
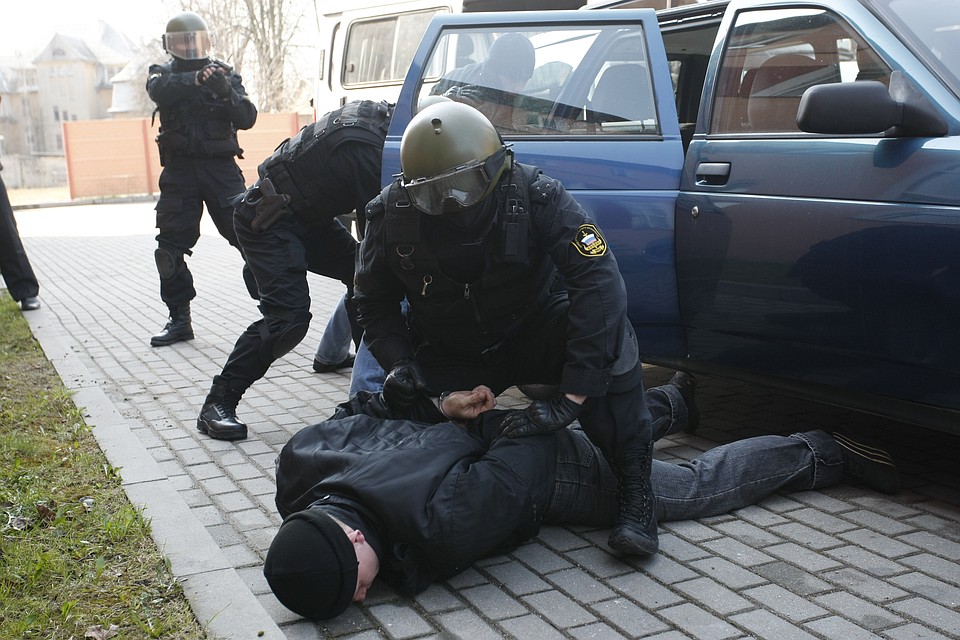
[{"xmin": 0, "ymin": 293, "xmax": 206, "ymax": 639}]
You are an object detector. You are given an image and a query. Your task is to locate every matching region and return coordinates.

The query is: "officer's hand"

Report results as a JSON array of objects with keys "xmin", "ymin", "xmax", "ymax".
[
  {"xmin": 382, "ymin": 358, "xmax": 427, "ymax": 409},
  {"xmin": 498, "ymin": 394, "xmax": 584, "ymax": 439},
  {"xmin": 443, "ymin": 84, "xmax": 492, "ymax": 108},
  {"xmin": 201, "ymin": 66, "xmax": 231, "ymax": 96}
]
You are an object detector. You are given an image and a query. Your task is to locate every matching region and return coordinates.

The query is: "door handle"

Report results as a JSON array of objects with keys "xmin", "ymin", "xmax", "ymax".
[{"xmin": 695, "ymin": 162, "xmax": 730, "ymax": 186}]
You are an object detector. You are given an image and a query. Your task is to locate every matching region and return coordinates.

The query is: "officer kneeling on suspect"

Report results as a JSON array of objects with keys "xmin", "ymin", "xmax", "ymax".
[{"xmin": 351, "ymin": 100, "xmax": 658, "ymax": 557}]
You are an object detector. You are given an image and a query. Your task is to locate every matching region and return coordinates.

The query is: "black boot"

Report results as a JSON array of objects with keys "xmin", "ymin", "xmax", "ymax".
[
  {"xmin": 669, "ymin": 371, "xmax": 700, "ymax": 433},
  {"xmin": 151, "ymin": 305, "xmax": 194, "ymax": 347},
  {"xmin": 833, "ymin": 432, "xmax": 899, "ymax": 494},
  {"xmin": 608, "ymin": 442, "xmax": 659, "ymax": 556},
  {"xmin": 197, "ymin": 376, "xmax": 248, "ymax": 441}
]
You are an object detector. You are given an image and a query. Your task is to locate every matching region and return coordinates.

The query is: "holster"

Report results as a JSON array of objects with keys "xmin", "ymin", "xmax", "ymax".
[{"xmin": 247, "ymin": 177, "xmax": 291, "ymax": 232}]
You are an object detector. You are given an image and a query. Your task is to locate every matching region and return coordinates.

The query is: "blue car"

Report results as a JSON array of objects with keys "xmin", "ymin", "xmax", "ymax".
[{"xmin": 381, "ymin": 0, "xmax": 960, "ymax": 433}]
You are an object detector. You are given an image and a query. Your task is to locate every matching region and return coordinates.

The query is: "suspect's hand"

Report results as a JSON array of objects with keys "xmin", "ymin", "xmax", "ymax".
[
  {"xmin": 441, "ymin": 385, "xmax": 496, "ymax": 420},
  {"xmin": 498, "ymin": 394, "xmax": 584, "ymax": 439},
  {"xmin": 382, "ymin": 359, "xmax": 427, "ymax": 409}
]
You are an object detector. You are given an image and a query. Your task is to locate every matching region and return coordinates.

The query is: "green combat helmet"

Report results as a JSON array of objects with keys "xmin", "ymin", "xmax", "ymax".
[
  {"xmin": 400, "ymin": 101, "xmax": 511, "ymax": 215},
  {"xmin": 162, "ymin": 11, "xmax": 212, "ymax": 61}
]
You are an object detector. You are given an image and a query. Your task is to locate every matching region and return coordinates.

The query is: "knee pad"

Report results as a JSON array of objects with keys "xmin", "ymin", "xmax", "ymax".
[
  {"xmin": 271, "ymin": 322, "xmax": 310, "ymax": 359},
  {"xmin": 155, "ymin": 247, "xmax": 182, "ymax": 280},
  {"xmin": 258, "ymin": 312, "xmax": 311, "ymax": 361}
]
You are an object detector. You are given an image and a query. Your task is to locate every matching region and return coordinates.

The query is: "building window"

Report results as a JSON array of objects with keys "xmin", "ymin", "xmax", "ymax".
[{"xmin": 53, "ymin": 106, "xmax": 60, "ymax": 121}]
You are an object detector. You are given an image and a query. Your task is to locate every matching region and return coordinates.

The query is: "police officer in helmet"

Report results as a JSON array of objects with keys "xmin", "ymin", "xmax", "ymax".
[
  {"xmin": 196, "ymin": 100, "xmax": 392, "ymax": 441},
  {"xmin": 354, "ymin": 101, "xmax": 659, "ymax": 556},
  {"xmin": 147, "ymin": 11, "xmax": 258, "ymax": 347}
]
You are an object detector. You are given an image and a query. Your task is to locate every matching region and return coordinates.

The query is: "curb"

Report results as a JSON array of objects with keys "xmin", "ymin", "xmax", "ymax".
[{"xmin": 23, "ymin": 305, "xmax": 286, "ymax": 640}]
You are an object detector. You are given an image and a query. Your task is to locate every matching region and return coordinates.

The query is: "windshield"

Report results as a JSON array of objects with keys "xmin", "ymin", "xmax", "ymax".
[{"xmin": 867, "ymin": 0, "xmax": 960, "ymax": 97}]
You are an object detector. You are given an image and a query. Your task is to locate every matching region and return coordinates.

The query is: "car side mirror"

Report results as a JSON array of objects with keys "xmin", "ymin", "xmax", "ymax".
[{"xmin": 797, "ymin": 74, "xmax": 947, "ymax": 137}]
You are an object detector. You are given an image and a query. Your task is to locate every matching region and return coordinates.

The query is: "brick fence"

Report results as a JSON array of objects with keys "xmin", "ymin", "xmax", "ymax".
[{"xmin": 62, "ymin": 112, "xmax": 310, "ymax": 199}]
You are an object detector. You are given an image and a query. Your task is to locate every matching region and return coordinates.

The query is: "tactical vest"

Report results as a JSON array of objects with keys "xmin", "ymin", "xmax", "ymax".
[
  {"xmin": 260, "ymin": 100, "xmax": 392, "ymax": 221},
  {"xmin": 154, "ymin": 59, "xmax": 243, "ymax": 162},
  {"xmin": 378, "ymin": 163, "xmax": 558, "ymax": 355}
]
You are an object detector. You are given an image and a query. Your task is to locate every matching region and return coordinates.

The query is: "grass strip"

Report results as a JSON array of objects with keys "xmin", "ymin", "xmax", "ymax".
[{"xmin": 0, "ymin": 293, "xmax": 206, "ymax": 639}]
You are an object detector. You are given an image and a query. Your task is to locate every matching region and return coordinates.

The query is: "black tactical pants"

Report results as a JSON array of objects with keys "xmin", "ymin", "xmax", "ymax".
[
  {"xmin": 154, "ymin": 157, "xmax": 247, "ymax": 307},
  {"xmin": 217, "ymin": 203, "xmax": 359, "ymax": 394},
  {"xmin": 0, "ymin": 174, "xmax": 39, "ymax": 303}
]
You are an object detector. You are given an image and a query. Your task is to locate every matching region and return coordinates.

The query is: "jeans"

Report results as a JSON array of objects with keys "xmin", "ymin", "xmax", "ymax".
[
  {"xmin": 545, "ymin": 397, "xmax": 845, "ymax": 527},
  {"xmin": 349, "ymin": 337, "xmax": 386, "ymax": 395},
  {"xmin": 349, "ymin": 298, "xmax": 409, "ymax": 395},
  {"xmin": 314, "ymin": 293, "xmax": 353, "ymax": 365}
]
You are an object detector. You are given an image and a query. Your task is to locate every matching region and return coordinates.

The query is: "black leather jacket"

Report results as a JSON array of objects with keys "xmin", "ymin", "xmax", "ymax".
[{"xmin": 273, "ymin": 394, "xmax": 556, "ymax": 596}]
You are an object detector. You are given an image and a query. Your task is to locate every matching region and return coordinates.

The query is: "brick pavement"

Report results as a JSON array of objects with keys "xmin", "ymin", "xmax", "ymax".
[{"xmin": 15, "ymin": 201, "xmax": 960, "ymax": 639}]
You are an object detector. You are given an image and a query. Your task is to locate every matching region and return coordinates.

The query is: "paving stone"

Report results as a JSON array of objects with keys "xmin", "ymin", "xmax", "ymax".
[
  {"xmin": 838, "ymin": 528, "xmax": 919, "ymax": 558},
  {"xmin": 813, "ymin": 591, "xmax": 904, "ymax": 630},
  {"xmin": 702, "ymin": 536, "xmax": 775, "ymax": 567},
  {"xmin": 729, "ymin": 608, "xmax": 820, "ymax": 640},
  {"xmin": 820, "ymin": 567, "xmax": 910, "ymax": 603},
  {"xmin": 367, "ymin": 602, "xmax": 434, "ymax": 639},
  {"xmin": 498, "ymin": 614, "xmax": 567, "ymax": 640},
  {"xmin": 887, "ymin": 598, "xmax": 960, "ymax": 637},
  {"xmin": 435, "ymin": 609, "xmax": 503, "ymax": 639},
  {"xmin": 675, "ymin": 576, "xmax": 753, "ymax": 615},
  {"xmin": 589, "ymin": 597, "xmax": 671, "ymax": 637},
  {"xmin": 546, "ymin": 566, "xmax": 617, "ymax": 603},
  {"xmin": 482, "ymin": 561, "xmax": 551, "ymax": 596},
  {"xmin": 823, "ymin": 545, "xmax": 907, "ymax": 577},
  {"xmin": 522, "ymin": 590, "xmax": 597, "ymax": 628},
  {"xmin": 687, "ymin": 557, "xmax": 767, "ymax": 590},
  {"xmin": 888, "ymin": 572, "xmax": 960, "ymax": 608},
  {"xmin": 659, "ymin": 602, "xmax": 741, "ymax": 639},
  {"xmin": 743, "ymin": 583, "xmax": 828, "ymax": 622},
  {"xmin": 753, "ymin": 561, "xmax": 833, "ymax": 597},
  {"xmin": 460, "ymin": 583, "xmax": 528, "ymax": 619}
]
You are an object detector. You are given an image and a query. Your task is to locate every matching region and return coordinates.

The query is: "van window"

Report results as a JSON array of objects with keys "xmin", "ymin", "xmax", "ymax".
[
  {"xmin": 710, "ymin": 7, "xmax": 892, "ymax": 134},
  {"xmin": 343, "ymin": 9, "xmax": 441, "ymax": 86},
  {"xmin": 415, "ymin": 23, "xmax": 659, "ymax": 137}
]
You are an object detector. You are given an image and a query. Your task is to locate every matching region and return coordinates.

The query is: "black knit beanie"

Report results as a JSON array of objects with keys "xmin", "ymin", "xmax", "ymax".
[{"xmin": 263, "ymin": 507, "xmax": 358, "ymax": 619}]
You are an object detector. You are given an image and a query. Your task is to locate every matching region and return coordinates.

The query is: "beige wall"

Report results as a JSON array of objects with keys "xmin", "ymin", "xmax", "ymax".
[{"xmin": 62, "ymin": 112, "xmax": 309, "ymax": 199}]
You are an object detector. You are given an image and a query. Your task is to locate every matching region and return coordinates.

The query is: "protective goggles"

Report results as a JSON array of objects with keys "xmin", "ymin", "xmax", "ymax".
[
  {"xmin": 402, "ymin": 147, "xmax": 508, "ymax": 215},
  {"xmin": 164, "ymin": 31, "xmax": 212, "ymax": 60}
]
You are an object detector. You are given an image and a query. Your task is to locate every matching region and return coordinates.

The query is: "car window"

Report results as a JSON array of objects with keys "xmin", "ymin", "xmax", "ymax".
[
  {"xmin": 710, "ymin": 7, "xmax": 893, "ymax": 134},
  {"xmin": 414, "ymin": 23, "xmax": 660, "ymax": 137},
  {"xmin": 343, "ymin": 9, "xmax": 441, "ymax": 87}
]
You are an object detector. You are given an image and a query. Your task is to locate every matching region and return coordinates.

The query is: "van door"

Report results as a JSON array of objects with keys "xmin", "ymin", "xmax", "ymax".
[
  {"xmin": 675, "ymin": 0, "xmax": 960, "ymax": 413},
  {"xmin": 385, "ymin": 10, "xmax": 687, "ymax": 356}
]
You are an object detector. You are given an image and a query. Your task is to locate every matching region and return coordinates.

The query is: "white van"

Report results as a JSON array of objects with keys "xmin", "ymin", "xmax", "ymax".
[{"xmin": 313, "ymin": 0, "xmax": 584, "ymax": 117}]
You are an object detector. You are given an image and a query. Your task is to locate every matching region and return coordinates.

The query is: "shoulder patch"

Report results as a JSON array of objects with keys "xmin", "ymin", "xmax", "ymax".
[{"xmin": 573, "ymin": 223, "xmax": 607, "ymax": 257}]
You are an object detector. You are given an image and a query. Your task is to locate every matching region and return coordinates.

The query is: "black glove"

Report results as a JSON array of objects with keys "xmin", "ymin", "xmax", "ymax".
[
  {"xmin": 444, "ymin": 84, "xmax": 495, "ymax": 107},
  {"xmin": 382, "ymin": 358, "xmax": 427, "ymax": 410},
  {"xmin": 201, "ymin": 66, "xmax": 231, "ymax": 96},
  {"xmin": 499, "ymin": 395, "xmax": 583, "ymax": 439}
]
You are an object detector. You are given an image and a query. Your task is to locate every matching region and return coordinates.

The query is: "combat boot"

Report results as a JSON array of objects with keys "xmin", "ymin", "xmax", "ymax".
[
  {"xmin": 151, "ymin": 304, "xmax": 194, "ymax": 347},
  {"xmin": 608, "ymin": 442, "xmax": 659, "ymax": 556},
  {"xmin": 197, "ymin": 375, "xmax": 248, "ymax": 441}
]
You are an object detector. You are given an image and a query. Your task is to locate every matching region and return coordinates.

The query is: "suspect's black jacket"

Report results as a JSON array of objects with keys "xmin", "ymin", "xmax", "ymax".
[
  {"xmin": 147, "ymin": 58, "xmax": 257, "ymax": 164},
  {"xmin": 273, "ymin": 394, "xmax": 557, "ymax": 596}
]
